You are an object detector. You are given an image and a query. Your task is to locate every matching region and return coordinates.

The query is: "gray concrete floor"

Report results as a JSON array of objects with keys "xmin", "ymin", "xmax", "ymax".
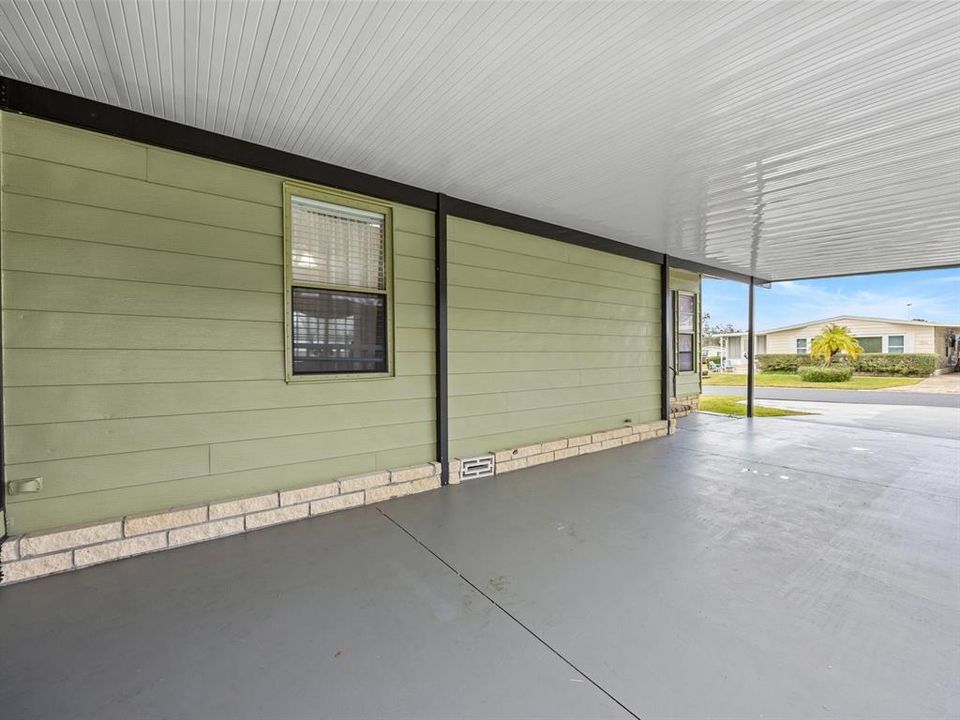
[{"xmin": 2, "ymin": 415, "xmax": 958, "ymax": 720}]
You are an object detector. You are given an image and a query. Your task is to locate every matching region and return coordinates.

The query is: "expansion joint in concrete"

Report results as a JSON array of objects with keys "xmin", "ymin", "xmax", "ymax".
[{"xmin": 375, "ymin": 506, "xmax": 642, "ymax": 720}]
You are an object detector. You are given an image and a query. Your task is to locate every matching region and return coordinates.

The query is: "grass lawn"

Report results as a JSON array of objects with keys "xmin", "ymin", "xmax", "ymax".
[
  {"xmin": 699, "ymin": 396, "xmax": 814, "ymax": 417},
  {"xmin": 702, "ymin": 372, "xmax": 921, "ymax": 390}
]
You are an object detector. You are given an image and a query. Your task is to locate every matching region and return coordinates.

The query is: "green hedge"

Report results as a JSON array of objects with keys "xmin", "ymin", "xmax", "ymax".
[
  {"xmin": 756, "ymin": 354, "xmax": 820, "ymax": 372},
  {"xmin": 854, "ymin": 353, "xmax": 939, "ymax": 377},
  {"xmin": 757, "ymin": 352, "xmax": 939, "ymax": 376},
  {"xmin": 798, "ymin": 365, "xmax": 854, "ymax": 382}
]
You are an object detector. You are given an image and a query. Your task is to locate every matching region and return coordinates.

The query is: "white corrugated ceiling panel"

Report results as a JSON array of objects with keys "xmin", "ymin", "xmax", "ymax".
[{"xmin": 0, "ymin": 0, "xmax": 957, "ymax": 280}]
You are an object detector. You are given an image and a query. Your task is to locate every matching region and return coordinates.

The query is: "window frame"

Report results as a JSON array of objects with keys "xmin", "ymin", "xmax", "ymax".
[
  {"xmin": 674, "ymin": 290, "xmax": 698, "ymax": 374},
  {"xmin": 796, "ymin": 337, "xmax": 808, "ymax": 354},
  {"xmin": 282, "ymin": 182, "xmax": 395, "ymax": 383},
  {"xmin": 887, "ymin": 335, "xmax": 905, "ymax": 354}
]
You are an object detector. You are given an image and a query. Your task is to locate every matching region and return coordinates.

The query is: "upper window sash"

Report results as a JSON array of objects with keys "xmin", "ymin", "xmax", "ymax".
[{"xmin": 290, "ymin": 195, "xmax": 386, "ymax": 292}]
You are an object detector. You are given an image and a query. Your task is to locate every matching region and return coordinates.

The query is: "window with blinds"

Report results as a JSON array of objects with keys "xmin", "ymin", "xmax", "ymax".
[
  {"xmin": 285, "ymin": 188, "xmax": 391, "ymax": 377},
  {"xmin": 675, "ymin": 292, "xmax": 696, "ymax": 372}
]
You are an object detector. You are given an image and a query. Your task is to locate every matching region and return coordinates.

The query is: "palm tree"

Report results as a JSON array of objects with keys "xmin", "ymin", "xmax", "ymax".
[{"xmin": 810, "ymin": 324, "xmax": 863, "ymax": 365}]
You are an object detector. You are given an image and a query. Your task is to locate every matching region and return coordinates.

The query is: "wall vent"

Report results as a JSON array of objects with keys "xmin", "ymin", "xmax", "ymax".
[{"xmin": 459, "ymin": 455, "xmax": 495, "ymax": 481}]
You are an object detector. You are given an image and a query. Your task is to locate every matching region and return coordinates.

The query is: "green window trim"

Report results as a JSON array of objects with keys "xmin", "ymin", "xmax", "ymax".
[
  {"xmin": 674, "ymin": 290, "xmax": 698, "ymax": 374},
  {"xmin": 282, "ymin": 182, "xmax": 395, "ymax": 383}
]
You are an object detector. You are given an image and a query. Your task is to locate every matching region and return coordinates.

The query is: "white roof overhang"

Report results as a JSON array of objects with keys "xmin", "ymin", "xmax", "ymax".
[{"xmin": 0, "ymin": 1, "xmax": 957, "ymax": 282}]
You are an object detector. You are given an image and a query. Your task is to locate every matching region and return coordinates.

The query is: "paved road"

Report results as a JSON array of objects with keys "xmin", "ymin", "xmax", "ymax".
[
  {"xmin": 704, "ymin": 385, "xmax": 960, "ymax": 408},
  {"xmin": 759, "ymin": 400, "xmax": 960, "ymax": 440}
]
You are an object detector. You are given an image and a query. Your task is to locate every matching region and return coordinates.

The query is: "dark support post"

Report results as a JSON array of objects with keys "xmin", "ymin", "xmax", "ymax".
[
  {"xmin": 435, "ymin": 194, "xmax": 449, "ymax": 485},
  {"xmin": 746, "ymin": 277, "xmax": 756, "ymax": 418},
  {"xmin": 660, "ymin": 255, "xmax": 672, "ymax": 421}
]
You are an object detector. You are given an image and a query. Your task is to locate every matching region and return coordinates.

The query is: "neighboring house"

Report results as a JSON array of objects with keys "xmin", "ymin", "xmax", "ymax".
[{"xmin": 714, "ymin": 316, "xmax": 959, "ymax": 369}]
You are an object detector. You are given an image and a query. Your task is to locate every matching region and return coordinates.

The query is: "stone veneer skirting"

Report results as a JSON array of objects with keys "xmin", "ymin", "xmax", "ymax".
[
  {"xmin": 671, "ymin": 393, "xmax": 701, "ymax": 418},
  {"xmin": 0, "ymin": 419, "xmax": 674, "ymax": 585}
]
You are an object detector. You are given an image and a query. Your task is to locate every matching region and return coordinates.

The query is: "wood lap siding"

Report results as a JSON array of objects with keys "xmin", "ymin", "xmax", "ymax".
[
  {"xmin": 447, "ymin": 217, "xmax": 662, "ymax": 458},
  {"xmin": 0, "ymin": 113, "xmax": 436, "ymax": 534}
]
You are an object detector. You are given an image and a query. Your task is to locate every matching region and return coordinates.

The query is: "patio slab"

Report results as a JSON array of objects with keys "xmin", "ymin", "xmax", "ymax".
[{"xmin": 1, "ymin": 414, "xmax": 957, "ymax": 719}]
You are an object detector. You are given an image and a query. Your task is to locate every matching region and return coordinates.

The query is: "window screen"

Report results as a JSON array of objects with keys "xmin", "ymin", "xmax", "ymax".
[
  {"xmin": 855, "ymin": 336, "xmax": 882, "ymax": 353},
  {"xmin": 292, "ymin": 288, "xmax": 386, "ymax": 373},
  {"xmin": 287, "ymin": 191, "xmax": 389, "ymax": 376},
  {"xmin": 888, "ymin": 335, "xmax": 904, "ymax": 354},
  {"xmin": 676, "ymin": 292, "xmax": 696, "ymax": 372}
]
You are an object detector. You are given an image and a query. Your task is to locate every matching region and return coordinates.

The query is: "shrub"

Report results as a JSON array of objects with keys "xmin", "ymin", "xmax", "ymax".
[
  {"xmin": 798, "ymin": 365, "xmax": 854, "ymax": 382},
  {"xmin": 756, "ymin": 354, "xmax": 820, "ymax": 373},
  {"xmin": 854, "ymin": 353, "xmax": 938, "ymax": 377}
]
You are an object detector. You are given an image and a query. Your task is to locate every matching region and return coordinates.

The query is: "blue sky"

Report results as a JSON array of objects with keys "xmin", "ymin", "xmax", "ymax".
[{"xmin": 703, "ymin": 268, "xmax": 960, "ymax": 332}]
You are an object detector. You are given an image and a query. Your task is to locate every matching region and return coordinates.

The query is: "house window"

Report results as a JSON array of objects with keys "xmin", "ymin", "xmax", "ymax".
[
  {"xmin": 675, "ymin": 292, "xmax": 696, "ymax": 372},
  {"xmin": 284, "ymin": 185, "xmax": 392, "ymax": 378},
  {"xmin": 854, "ymin": 336, "xmax": 882, "ymax": 353},
  {"xmin": 888, "ymin": 335, "xmax": 905, "ymax": 354},
  {"xmin": 796, "ymin": 338, "xmax": 808, "ymax": 354}
]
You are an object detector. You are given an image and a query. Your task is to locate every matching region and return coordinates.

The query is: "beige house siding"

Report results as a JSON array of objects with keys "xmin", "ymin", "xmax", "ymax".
[{"xmin": 766, "ymin": 319, "xmax": 935, "ymax": 355}]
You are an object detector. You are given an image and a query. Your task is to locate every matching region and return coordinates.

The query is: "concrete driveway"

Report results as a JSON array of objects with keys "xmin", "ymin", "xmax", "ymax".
[
  {"xmin": 2, "ymin": 414, "xmax": 958, "ymax": 719},
  {"xmin": 877, "ymin": 371, "xmax": 960, "ymax": 394}
]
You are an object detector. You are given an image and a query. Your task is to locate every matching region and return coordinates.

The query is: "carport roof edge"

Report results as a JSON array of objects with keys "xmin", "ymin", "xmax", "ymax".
[{"xmin": 0, "ymin": 76, "xmax": 762, "ymax": 284}]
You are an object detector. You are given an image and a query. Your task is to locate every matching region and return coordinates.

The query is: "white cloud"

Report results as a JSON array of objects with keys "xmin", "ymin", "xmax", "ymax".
[{"xmin": 758, "ymin": 279, "xmax": 960, "ymax": 328}]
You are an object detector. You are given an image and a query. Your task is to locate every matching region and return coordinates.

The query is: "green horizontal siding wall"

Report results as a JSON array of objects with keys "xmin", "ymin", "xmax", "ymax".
[
  {"xmin": 447, "ymin": 217, "xmax": 662, "ymax": 458},
  {"xmin": 0, "ymin": 113, "xmax": 436, "ymax": 534},
  {"xmin": 670, "ymin": 268, "xmax": 702, "ymax": 398}
]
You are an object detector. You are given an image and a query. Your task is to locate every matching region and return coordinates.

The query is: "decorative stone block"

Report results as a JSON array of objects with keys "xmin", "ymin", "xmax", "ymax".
[
  {"xmin": 124, "ymin": 505, "xmax": 207, "ymax": 536},
  {"xmin": 339, "ymin": 471, "xmax": 390, "ymax": 494},
  {"xmin": 1, "ymin": 552, "xmax": 73, "ymax": 585},
  {"xmin": 448, "ymin": 459, "xmax": 462, "ymax": 484},
  {"xmin": 367, "ymin": 475, "xmax": 440, "ymax": 503},
  {"xmin": 610, "ymin": 427, "xmax": 633, "ymax": 439},
  {"xmin": 601, "ymin": 438, "xmax": 623, "ymax": 450},
  {"xmin": 541, "ymin": 439, "xmax": 568, "ymax": 452},
  {"xmin": 527, "ymin": 452, "xmax": 555, "ymax": 467},
  {"xmin": 579, "ymin": 442, "xmax": 603, "ymax": 455},
  {"xmin": 390, "ymin": 464, "xmax": 436, "ymax": 484},
  {"xmin": 209, "ymin": 493, "xmax": 278, "ymax": 520},
  {"xmin": 554, "ymin": 447, "xmax": 578, "ymax": 460},
  {"xmin": 496, "ymin": 458, "xmax": 528, "ymax": 473},
  {"xmin": 20, "ymin": 521, "xmax": 122, "ymax": 557},
  {"xmin": 279, "ymin": 481, "xmax": 339, "ymax": 507},
  {"xmin": 74, "ymin": 532, "xmax": 167, "ymax": 568},
  {"xmin": 245, "ymin": 504, "xmax": 309, "ymax": 531},
  {"xmin": 0, "ymin": 537, "xmax": 19, "ymax": 563},
  {"xmin": 494, "ymin": 444, "xmax": 542, "ymax": 463},
  {"xmin": 568, "ymin": 434, "xmax": 592, "ymax": 447},
  {"xmin": 622, "ymin": 434, "xmax": 640, "ymax": 445},
  {"xmin": 169, "ymin": 517, "xmax": 244, "ymax": 547},
  {"xmin": 310, "ymin": 492, "xmax": 364, "ymax": 516},
  {"xmin": 591, "ymin": 430, "xmax": 616, "ymax": 443}
]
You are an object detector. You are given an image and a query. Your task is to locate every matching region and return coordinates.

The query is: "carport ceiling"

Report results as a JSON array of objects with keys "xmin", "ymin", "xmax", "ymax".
[{"xmin": 1, "ymin": 1, "xmax": 958, "ymax": 281}]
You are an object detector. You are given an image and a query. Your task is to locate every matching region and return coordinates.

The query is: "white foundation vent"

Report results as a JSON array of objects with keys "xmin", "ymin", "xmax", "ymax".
[{"xmin": 459, "ymin": 455, "xmax": 495, "ymax": 481}]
